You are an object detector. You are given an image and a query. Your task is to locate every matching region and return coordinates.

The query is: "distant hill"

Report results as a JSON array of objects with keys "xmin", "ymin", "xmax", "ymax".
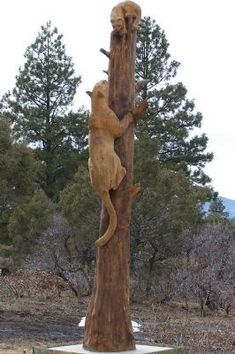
[
  {"xmin": 203, "ymin": 197, "xmax": 235, "ymax": 219},
  {"xmin": 221, "ymin": 197, "xmax": 235, "ymax": 219}
]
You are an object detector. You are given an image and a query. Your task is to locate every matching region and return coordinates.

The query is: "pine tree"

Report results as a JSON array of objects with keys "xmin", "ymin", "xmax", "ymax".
[
  {"xmin": 8, "ymin": 189, "xmax": 54, "ymax": 254},
  {"xmin": 1, "ymin": 22, "xmax": 87, "ymax": 200},
  {"xmin": 130, "ymin": 17, "xmax": 214, "ymax": 295},
  {"xmin": 136, "ymin": 17, "xmax": 213, "ymax": 185},
  {"xmin": 60, "ymin": 164, "xmax": 99, "ymax": 245},
  {"xmin": 207, "ymin": 192, "xmax": 229, "ymax": 222},
  {"xmin": 0, "ymin": 116, "xmax": 39, "ymax": 244}
]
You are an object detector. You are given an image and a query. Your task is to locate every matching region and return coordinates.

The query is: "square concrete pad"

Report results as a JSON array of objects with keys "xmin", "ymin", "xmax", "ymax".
[{"xmin": 42, "ymin": 343, "xmax": 181, "ymax": 354}]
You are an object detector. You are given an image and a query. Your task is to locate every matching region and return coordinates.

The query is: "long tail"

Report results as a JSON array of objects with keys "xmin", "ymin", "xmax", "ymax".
[{"xmin": 95, "ymin": 190, "xmax": 117, "ymax": 247}]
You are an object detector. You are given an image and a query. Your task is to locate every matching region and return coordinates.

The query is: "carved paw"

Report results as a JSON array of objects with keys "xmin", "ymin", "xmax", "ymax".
[
  {"xmin": 131, "ymin": 23, "xmax": 138, "ymax": 32},
  {"xmin": 127, "ymin": 183, "xmax": 141, "ymax": 197},
  {"xmin": 133, "ymin": 100, "xmax": 148, "ymax": 123}
]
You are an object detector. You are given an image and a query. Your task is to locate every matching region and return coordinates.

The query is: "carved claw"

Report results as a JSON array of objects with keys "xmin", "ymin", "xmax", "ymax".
[
  {"xmin": 132, "ymin": 100, "xmax": 148, "ymax": 123},
  {"xmin": 119, "ymin": 183, "xmax": 141, "ymax": 199},
  {"xmin": 128, "ymin": 183, "xmax": 141, "ymax": 197}
]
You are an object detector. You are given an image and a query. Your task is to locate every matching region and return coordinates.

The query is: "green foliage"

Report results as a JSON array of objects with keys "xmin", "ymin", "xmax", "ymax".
[
  {"xmin": 0, "ymin": 116, "xmax": 39, "ymax": 244},
  {"xmin": 136, "ymin": 17, "xmax": 213, "ymax": 185},
  {"xmin": 1, "ymin": 21, "xmax": 87, "ymax": 200},
  {"xmin": 133, "ymin": 15, "xmax": 214, "ymax": 259},
  {"xmin": 8, "ymin": 189, "xmax": 54, "ymax": 253},
  {"xmin": 0, "ymin": 117, "xmax": 12, "ymax": 152},
  {"xmin": 131, "ymin": 17, "xmax": 215, "ymax": 295},
  {"xmin": 132, "ymin": 158, "xmax": 210, "ymax": 296},
  {"xmin": 207, "ymin": 192, "xmax": 229, "ymax": 223},
  {"xmin": 136, "ymin": 17, "xmax": 179, "ymax": 90},
  {"xmin": 60, "ymin": 164, "xmax": 100, "ymax": 245}
]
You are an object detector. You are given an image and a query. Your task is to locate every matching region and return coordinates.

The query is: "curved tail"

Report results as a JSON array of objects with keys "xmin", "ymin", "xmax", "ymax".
[{"xmin": 95, "ymin": 190, "xmax": 117, "ymax": 247}]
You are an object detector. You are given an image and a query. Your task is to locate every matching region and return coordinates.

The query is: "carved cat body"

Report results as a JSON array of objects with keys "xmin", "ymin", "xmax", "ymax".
[
  {"xmin": 110, "ymin": 1, "xmax": 141, "ymax": 36},
  {"xmin": 88, "ymin": 80, "xmax": 133, "ymax": 247}
]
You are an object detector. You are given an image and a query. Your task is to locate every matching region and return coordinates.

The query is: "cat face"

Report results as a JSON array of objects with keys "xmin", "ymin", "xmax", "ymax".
[
  {"xmin": 93, "ymin": 80, "xmax": 108, "ymax": 100},
  {"xmin": 110, "ymin": 16, "xmax": 125, "ymax": 34}
]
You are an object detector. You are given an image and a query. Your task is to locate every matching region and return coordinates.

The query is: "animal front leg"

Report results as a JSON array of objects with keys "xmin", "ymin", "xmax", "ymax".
[
  {"xmin": 108, "ymin": 111, "xmax": 134, "ymax": 138},
  {"xmin": 132, "ymin": 100, "xmax": 148, "ymax": 123},
  {"xmin": 124, "ymin": 4, "xmax": 141, "ymax": 32},
  {"xmin": 125, "ymin": 14, "xmax": 138, "ymax": 31}
]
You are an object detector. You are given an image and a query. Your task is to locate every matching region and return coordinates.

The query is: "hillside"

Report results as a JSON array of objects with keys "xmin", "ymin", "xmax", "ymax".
[{"xmin": 221, "ymin": 197, "xmax": 235, "ymax": 219}]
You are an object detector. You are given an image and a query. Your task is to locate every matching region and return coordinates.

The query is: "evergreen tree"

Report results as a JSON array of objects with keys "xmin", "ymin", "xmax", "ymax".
[
  {"xmin": 8, "ymin": 189, "xmax": 54, "ymax": 254},
  {"xmin": 207, "ymin": 191, "xmax": 229, "ymax": 223},
  {"xmin": 132, "ymin": 134, "xmax": 211, "ymax": 296},
  {"xmin": 130, "ymin": 17, "xmax": 214, "ymax": 295},
  {"xmin": 59, "ymin": 164, "xmax": 99, "ymax": 267},
  {"xmin": 0, "ymin": 116, "xmax": 39, "ymax": 244},
  {"xmin": 136, "ymin": 17, "xmax": 213, "ymax": 185},
  {"xmin": 60, "ymin": 164, "xmax": 99, "ymax": 245},
  {"xmin": 1, "ymin": 22, "xmax": 87, "ymax": 200}
]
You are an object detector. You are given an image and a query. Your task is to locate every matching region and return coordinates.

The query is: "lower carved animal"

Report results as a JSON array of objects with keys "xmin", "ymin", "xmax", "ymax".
[
  {"xmin": 88, "ymin": 80, "xmax": 133, "ymax": 247},
  {"xmin": 88, "ymin": 80, "xmax": 148, "ymax": 247}
]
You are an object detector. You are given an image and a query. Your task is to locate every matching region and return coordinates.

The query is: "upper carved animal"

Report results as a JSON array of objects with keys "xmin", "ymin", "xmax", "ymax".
[
  {"xmin": 110, "ymin": 1, "xmax": 141, "ymax": 36},
  {"xmin": 88, "ymin": 80, "xmax": 133, "ymax": 247}
]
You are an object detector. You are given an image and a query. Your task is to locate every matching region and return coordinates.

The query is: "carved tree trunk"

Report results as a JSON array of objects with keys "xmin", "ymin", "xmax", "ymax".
[{"xmin": 83, "ymin": 17, "xmax": 138, "ymax": 352}]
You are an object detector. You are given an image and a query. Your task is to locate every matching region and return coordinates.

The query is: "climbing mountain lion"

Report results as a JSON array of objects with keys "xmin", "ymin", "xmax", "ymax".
[
  {"xmin": 88, "ymin": 80, "xmax": 133, "ymax": 247},
  {"xmin": 88, "ymin": 80, "xmax": 148, "ymax": 247}
]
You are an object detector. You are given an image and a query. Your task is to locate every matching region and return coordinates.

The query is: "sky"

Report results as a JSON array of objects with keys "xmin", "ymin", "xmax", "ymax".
[{"xmin": 0, "ymin": 0, "xmax": 234, "ymax": 199}]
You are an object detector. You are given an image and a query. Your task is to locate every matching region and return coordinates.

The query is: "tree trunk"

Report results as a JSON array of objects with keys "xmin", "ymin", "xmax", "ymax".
[{"xmin": 83, "ymin": 17, "xmax": 138, "ymax": 352}]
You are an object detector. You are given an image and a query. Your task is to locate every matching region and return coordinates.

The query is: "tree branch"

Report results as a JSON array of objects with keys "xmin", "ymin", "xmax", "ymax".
[{"xmin": 100, "ymin": 48, "xmax": 110, "ymax": 58}]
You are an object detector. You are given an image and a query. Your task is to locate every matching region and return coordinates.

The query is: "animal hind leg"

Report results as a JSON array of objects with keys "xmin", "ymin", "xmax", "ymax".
[
  {"xmin": 113, "ymin": 166, "xmax": 126, "ymax": 190},
  {"xmin": 88, "ymin": 158, "xmax": 94, "ymax": 185}
]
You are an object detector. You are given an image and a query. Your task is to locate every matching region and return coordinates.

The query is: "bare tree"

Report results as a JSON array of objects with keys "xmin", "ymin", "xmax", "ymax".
[
  {"xmin": 23, "ymin": 212, "xmax": 95, "ymax": 296},
  {"xmin": 174, "ymin": 223, "xmax": 235, "ymax": 315}
]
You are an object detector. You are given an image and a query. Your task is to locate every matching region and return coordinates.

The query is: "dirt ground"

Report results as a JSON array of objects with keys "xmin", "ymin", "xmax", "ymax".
[{"xmin": 0, "ymin": 274, "xmax": 234, "ymax": 354}]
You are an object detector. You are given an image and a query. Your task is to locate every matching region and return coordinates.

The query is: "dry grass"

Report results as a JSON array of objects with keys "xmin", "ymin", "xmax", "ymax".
[
  {"xmin": 132, "ymin": 301, "xmax": 235, "ymax": 353},
  {"xmin": 0, "ymin": 274, "xmax": 234, "ymax": 353},
  {"xmin": 0, "ymin": 346, "xmax": 31, "ymax": 354}
]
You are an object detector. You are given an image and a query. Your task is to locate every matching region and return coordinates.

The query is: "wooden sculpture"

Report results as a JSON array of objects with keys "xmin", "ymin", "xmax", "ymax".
[
  {"xmin": 84, "ymin": 1, "xmax": 147, "ymax": 351},
  {"xmin": 111, "ymin": 1, "xmax": 141, "ymax": 35},
  {"xmin": 88, "ymin": 80, "xmax": 147, "ymax": 247},
  {"xmin": 88, "ymin": 80, "xmax": 134, "ymax": 247}
]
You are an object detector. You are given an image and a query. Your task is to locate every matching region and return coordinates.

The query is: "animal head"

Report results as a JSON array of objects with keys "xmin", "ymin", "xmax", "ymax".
[
  {"xmin": 110, "ymin": 15, "xmax": 126, "ymax": 35},
  {"xmin": 94, "ymin": 80, "xmax": 108, "ymax": 98},
  {"xmin": 86, "ymin": 80, "xmax": 108, "ymax": 102}
]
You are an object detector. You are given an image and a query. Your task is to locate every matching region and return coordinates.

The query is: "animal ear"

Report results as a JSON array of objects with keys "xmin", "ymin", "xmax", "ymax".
[{"xmin": 86, "ymin": 91, "xmax": 93, "ymax": 98}]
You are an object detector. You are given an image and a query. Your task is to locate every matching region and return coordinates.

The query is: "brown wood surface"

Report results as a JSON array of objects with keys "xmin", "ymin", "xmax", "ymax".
[{"xmin": 83, "ymin": 16, "xmax": 138, "ymax": 352}]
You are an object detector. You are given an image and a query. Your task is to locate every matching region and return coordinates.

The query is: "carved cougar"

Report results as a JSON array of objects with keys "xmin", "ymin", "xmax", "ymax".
[
  {"xmin": 88, "ymin": 80, "xmax": 133, "ymax": 247},
  {"xmin": 110, "ymin": 1, "xmax": 141, "ymax": 36}
]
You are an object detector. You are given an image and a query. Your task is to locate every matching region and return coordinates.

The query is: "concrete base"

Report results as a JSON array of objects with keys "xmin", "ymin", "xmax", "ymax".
[{"xmin": 33, "ymin": 344, "xmax": 183, "ymax": 354}]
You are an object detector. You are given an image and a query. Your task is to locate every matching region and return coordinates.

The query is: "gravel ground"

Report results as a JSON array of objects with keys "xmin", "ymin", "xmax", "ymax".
[{"xmin": 0, "ymin": 274, "xmax": 234, "ymax": 353}]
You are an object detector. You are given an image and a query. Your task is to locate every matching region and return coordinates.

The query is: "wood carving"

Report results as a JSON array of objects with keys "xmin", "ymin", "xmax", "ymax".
[
  {"xmin": 83, "ymin": 2, "xmax": 148, "ymax": 351},
  {"xmin": 88, "ymin": 80, "xmax": 134, "ymax": 247},
  {"xmin": 110, "ymin": 0, "xmax": 141, "ymax": 36}
]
